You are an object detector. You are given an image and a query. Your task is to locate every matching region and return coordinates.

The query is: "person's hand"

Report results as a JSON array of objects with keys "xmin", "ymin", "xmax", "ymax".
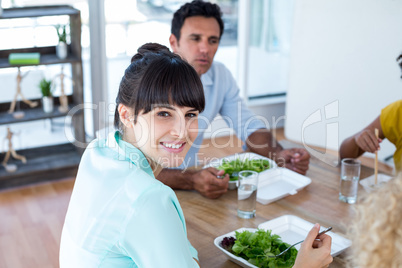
[
  {"xmin": 354, "ymin": 129, "xmax": 382, "ymax": 153},
  {"xmin": 276, "ymin": 148, "xmax": 310, "ymax": 175},
  {"xmin": 190, "ymin": 168, "xmax": 229, "ymax": 199},
  {"xmin": 293, "ymin": 223, "xmax": 333, "ymax": 268}
]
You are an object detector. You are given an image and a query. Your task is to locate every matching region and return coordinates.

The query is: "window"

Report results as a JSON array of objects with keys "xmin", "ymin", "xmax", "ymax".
[{"xmin": 246, "ymin": 0, "xmax": 295, "ymax": 101}]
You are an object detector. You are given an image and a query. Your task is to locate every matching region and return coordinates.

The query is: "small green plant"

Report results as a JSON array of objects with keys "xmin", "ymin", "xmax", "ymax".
[
  {"xmin": 39, "ymin": 78, "xmax": 53, "ymax": 97},
  {"xmin": 55, "ymin": 24, "xmax": 67, "ymax": 43}
]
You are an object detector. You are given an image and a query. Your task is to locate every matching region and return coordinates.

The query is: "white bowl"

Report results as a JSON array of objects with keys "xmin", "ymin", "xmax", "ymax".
[{"xmin": 214, "ymin": 215, "xmax": 352, "ymax": 268}]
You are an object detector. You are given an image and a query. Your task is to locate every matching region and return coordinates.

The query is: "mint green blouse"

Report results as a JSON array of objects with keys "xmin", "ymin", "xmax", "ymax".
[{"xmin": 60, "ymin": 131, "xmax": 199, "ymax": 267}]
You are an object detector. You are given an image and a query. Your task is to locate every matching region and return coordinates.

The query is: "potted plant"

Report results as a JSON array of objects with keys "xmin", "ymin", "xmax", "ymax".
[
  {"xmin": 39, "ymin": 78, "xmax": 54, "ymax": 113},
  {"xmin": 55, "ymin": 24, "xmax": 68, "ymax": 59}
]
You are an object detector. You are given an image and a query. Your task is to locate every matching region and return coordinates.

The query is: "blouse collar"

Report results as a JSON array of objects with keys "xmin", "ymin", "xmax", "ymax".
[{"xmin": 106, "ymin": 131, "xmax": 155, "ymax": 177}]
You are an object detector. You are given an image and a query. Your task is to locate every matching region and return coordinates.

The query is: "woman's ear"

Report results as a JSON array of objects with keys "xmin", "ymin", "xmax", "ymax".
[{"xmin": 118, "ymin": 104, "xmax": 134, "ymax": 128}]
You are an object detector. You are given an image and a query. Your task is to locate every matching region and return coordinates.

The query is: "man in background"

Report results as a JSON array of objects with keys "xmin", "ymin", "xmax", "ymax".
[{"xmin": 157, "ymin": 0, "xmax": 310, "ymax": 199}]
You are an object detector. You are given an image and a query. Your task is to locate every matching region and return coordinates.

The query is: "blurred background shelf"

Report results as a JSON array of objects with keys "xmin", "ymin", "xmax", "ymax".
[
  {"xmin": 0, "ymin": 5, "xmax": 79, "ymax": 19},
  {"xmin": 0, "ymin": 5, "xmax": 85, "ymax": 189},
  {"xmin": 0, "ymin": 47, "xmax": 81, "ymax": 68},
  {"xmin": 0, "ymin": 100, "xmax": 76, "ymax": 124},
  {"xmin": 0, "ymin": 143, "xmax": 80, "ymax": 189}
]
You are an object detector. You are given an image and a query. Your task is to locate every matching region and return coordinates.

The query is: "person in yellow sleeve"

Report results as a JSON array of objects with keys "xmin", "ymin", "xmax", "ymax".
[{"xmin": 339, "ymin": 99, "xmax": 401, "ymax": 172}]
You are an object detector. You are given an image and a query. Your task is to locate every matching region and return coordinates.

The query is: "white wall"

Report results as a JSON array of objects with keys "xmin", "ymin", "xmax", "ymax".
[{"xmin": 285, "ymin": 0, "xmax": 402, "ymax": 162}]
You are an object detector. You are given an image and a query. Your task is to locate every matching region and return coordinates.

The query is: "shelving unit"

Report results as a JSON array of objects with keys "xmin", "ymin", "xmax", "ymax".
[{"xmin": 0, "ymin": 5, "xmax": 85, "ymax": 189}]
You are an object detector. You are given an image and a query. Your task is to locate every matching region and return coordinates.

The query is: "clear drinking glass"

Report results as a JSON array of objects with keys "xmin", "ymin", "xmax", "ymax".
[
  {"xmin": 237, "ymin": 170, "xmax": 259, "ymax": 218},
  {"xmin": 339, "ymin": 158, "xmax": 361, "ymax": 204}
]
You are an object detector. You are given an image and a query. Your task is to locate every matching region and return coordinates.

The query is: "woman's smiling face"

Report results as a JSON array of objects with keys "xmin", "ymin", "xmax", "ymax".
[{"xmin": 123, "ymin": 104, "xmax": 199, "ymax": 168}]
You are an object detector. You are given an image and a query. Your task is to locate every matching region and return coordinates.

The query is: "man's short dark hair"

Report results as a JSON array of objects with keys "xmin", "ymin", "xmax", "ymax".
[{"xmin": 171, "ymin": 0, "xmax": 224, "ymax": 41}]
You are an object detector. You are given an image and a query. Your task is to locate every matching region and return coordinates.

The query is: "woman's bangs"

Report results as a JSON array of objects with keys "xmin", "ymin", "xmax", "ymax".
[
  {"xmin": 168, "ymin": 67, "xmax": 204, "ymax": 112},
  {"xmin": 136, "ymin": 59, "xmax": 205, "ymax": 114}
]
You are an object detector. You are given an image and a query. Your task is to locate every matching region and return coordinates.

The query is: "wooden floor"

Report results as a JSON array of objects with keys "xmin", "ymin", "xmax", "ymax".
[
  {"xmin": 0, "ymin": 129, "xmax": 393, "ymax": 268},
  {"xmin": 0, "ymin": 178, "xmax": 74, "ymax": 268}
]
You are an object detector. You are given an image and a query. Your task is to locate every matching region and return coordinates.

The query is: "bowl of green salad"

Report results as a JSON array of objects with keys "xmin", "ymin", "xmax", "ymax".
[
  {"xmin": 203, "ymin": 152, "xmax": 276, "ymax": 190},
  {"xmin": 216, "ymin": 227, "xmax": 298, "ymax": 268}
]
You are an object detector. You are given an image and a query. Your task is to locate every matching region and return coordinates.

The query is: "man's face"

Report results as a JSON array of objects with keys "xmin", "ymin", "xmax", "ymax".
[{"xmin": 170, "ymin": 16, "xmax": 220, "ymax": 76}]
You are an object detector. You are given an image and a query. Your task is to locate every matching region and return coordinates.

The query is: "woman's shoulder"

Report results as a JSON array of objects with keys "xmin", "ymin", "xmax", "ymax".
[
  {"xmin": 75, "ymin": 138, "xmax": 150, "ymax": 189},
  {"xmin": 75, "ymin": 133, "xmax": 171, "ymax": 202},
  {"xmin": 124, "ymin": 171, "xmax": 174, "ymax": 202},
  {"xmin": 78, "ymin": 138, "xmax": 124, "ymax": 172}
]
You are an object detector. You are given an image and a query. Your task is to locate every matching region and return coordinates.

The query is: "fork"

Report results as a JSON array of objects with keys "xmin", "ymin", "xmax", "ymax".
[{"xmin": 268, "ymin": 227, "xmax": 332, "ymax": 258}]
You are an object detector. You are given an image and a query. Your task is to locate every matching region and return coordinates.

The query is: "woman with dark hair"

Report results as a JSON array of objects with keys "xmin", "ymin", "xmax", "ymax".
[
  {"xmin": 59, "ymin": 43, "xmax": 205, "ymax": 267},
  {"xmin": 339, "ymin": 54, "xmax": 402, "ymax": 172},
  {"xmin": 59, "ymin": 42, "xmax": 332, "ymax": 267}
]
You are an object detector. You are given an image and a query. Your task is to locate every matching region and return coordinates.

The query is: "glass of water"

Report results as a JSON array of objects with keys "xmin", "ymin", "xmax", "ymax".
[
  {"xmin": 339, "ymin": 158, "xmax": 361, "ymax": 204},
  {"xmin": 237, "ymin": 170, "xmax": 259, "ymax": 218}
]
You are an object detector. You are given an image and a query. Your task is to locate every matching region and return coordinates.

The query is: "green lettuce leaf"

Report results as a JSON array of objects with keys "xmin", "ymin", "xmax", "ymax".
[
  {"xmin": 218, "ymin": 159, "xmax": 271, "ymax": 181},
  {"xmin": 231, "ymin": 229, "xmax": 297, "ymax": 268}
]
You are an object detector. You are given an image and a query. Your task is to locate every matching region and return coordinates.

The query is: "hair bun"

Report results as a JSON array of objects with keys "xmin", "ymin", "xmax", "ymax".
[
  {"xmin": 138, "ymin": 43, "xmax": 170, "ymax": 54},
  {"xmin": 131, "ymin": 43, "xmax": 171, "ymax": 63}
]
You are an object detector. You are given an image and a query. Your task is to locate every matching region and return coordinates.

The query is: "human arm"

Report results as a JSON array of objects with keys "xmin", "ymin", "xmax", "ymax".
[
  {"xmin": 293, "ymin": 224, "xmax": 333, "ymax": 268},
  {"xmin": 213, "ymin": 64, "xmax": 309, "ymax": 175},
  {"xmin": 246, "ymin": 129, "xmax": 310, "ymax": 175},
  {"xmin": 156, "ymin": 167, "xmax": 229, "ymax": 199},
  {"xmin": 121, "ymin": 186, "xmax": 200, "ymax": 267},
  {"xmin": 339, "ymin": 116, "xmax": 384, "ymax": 160}
]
